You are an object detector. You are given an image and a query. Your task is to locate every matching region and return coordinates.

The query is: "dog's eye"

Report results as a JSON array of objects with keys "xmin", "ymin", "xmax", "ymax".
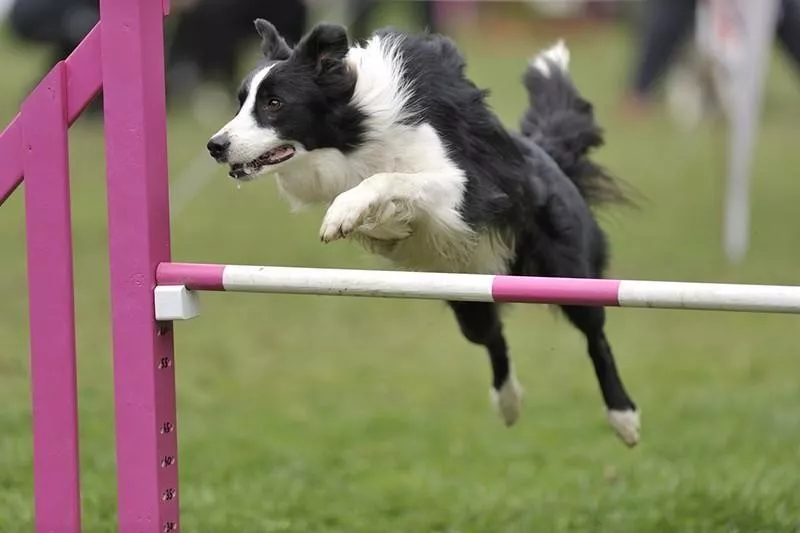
[{"xmin": 266, "ymin": 98, "xmax": 283, "ymax": 111}]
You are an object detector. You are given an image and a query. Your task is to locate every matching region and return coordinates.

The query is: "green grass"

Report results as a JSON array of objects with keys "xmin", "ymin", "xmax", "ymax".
[{"xmin": 2, "ymin": 15, "xmax": 800, "ymax": 533}]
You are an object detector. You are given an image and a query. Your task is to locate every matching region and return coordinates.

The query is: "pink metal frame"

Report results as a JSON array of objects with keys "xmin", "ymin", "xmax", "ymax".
[{"xmin": 1, "ymin": 0, "xmax": 179, "ymax": 531}]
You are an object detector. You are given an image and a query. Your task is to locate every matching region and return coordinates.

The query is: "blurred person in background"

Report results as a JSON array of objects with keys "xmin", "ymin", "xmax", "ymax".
[
  {"xmin": 8, "ymin": 0, "xmax": 99, "ymax": 70},
  {"xmin": 5, "ymin": 0, "xmax": 307, "ymax": 112},
  {"xmin": 624, "ymin": 0, "xmax": 800, "ymax": 115},
  {"xmin": 7, "ymin": 0, "xmax": 105, "ymax": 113},
  {"xmin": 166, "ymin": 0, "xmax": 307, "ymax": 104}
]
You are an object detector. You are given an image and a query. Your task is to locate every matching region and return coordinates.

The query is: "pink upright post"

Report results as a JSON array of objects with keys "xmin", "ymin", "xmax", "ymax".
[
  {"xmin": 21, "ymin": 63, "xmax": 82, "ymax": 533},
  {"xmin": 99, "ymin": 0, "xmax": 180, "ymax": 531}
]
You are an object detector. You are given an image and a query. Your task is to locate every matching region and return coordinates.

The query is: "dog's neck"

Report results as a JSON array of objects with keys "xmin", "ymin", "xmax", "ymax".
[{"xmin": 271, "ymin": 36, "xmax": 421, "ymax": 210}]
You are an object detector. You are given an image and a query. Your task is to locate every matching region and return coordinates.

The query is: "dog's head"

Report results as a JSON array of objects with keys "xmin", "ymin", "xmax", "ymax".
[{"xmin": 207, "ymin": 20, "xmax": 364, "ymax": 180}]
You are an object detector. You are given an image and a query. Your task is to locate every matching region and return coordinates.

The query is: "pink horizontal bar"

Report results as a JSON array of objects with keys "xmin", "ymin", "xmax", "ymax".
[
  {"xmin": 157, "ymin": 262, "xmax": 225, "ymax": 290},
  {"xmin": 66, "ymin": 25, "xmax": 102, "ymax": 122},
  {"xmin": 0, "ymin": 115, "xmax": 23, "ymax": 206},
  {"xmin": 492, "ymin": 276, "xmax": 621, "ymax": 306}
]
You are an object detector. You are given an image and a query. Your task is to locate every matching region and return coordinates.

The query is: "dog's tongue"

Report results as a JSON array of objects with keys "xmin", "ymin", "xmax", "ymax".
[{"xmin": 267, "ymin": 145, "xmax": 295, "ymax": 162}]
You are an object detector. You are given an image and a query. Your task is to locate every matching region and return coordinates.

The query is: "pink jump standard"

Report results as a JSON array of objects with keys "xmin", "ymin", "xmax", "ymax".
[
  {"xmin": 0, "ymin": 0, "xmax": 178, "ymax": 530},
  {"xmin": 100, "ymin": 0, "xmax": 180, "ymax": 532}
]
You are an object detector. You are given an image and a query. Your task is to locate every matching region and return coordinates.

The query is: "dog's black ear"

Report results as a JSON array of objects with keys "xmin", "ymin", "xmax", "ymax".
[
  {"xmin": 295, "ymin": 23, "xmax": 350, "ymax": 74},
  {"xmin": 254, "ymin": 19, "xmax": 292, "ymax": 61}
]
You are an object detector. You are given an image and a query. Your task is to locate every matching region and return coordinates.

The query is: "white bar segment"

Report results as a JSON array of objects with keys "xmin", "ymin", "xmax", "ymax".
[
  {"xmin": 221, "ymin": 265, "xmax": 495, "ymax": 302},
  {"xmin": 618, "ymin": 280, "xmax": 800, "ymax": 313}
]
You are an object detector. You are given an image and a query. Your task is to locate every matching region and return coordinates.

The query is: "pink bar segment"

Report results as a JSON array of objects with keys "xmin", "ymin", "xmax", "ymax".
[
  {"xmin": 492, "ymin": 276, "xmax": 621, "ymax": 306},
  {"xmin": 21, "ymin": 63, "xmax": 82, "ymax": 533},
  {"xmin": 101, "ymin": 0, "xmax": 180, "ymax": 531},
  {"xmin": 0, "ymin": 115, "xmax": 23, "ymax": 205},
  {"xmin": 66, "ymin": 24, "xmax": 103, "ymax": 122},
  {"xmin": 157, "ymin": 262, "xmax": 226, "ymax": 290}
]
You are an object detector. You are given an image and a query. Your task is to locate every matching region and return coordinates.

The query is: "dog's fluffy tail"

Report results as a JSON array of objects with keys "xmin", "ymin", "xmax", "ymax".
[{"xmin": 520, "ymin": 41, "xmax": 627, "ymax": 206}]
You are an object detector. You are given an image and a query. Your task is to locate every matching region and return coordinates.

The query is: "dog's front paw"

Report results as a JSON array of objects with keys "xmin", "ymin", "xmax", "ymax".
[{"xmin": 319, "ymin": 189, "xmax": 373, "ymax": 243}]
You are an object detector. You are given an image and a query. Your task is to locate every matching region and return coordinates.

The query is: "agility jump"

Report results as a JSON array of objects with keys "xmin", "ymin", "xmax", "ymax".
[
  {"xmin": 1, "ymin": 0, "xmax": 799, "ymax": 532},
  {"xmin": 155, "ymin": 263, "xmax": 800, "ymax": 319}
]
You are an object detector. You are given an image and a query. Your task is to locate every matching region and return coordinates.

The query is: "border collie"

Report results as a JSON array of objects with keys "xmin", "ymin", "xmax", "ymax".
[{"xmin": 207, "ymin": 20, "xmax": 640, "ymax": 447}]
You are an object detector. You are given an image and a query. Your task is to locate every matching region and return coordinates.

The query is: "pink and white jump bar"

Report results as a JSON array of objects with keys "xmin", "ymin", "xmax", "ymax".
[{"xmin": 153, "ymin": 262, "xmax": 800, "ymax": 320}]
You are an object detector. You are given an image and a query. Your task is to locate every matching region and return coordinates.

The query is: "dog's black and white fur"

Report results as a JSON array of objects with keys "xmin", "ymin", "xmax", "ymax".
[{"xmin": 207, "ymin": 20, "xmax": 640, "ymax": 446}]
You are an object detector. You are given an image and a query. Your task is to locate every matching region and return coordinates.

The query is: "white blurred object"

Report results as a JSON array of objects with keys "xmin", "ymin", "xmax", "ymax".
[
  {"xmin": 665, "ymin": 58, "xmax": 710, "ymax": 130},
  {"xmin": 0, "ymin": 0, "xmax": 13, "ymax": 21},
  {"xmin": 665, "ymin": 0, "xmax": 780, "ymax": 263},
  {"xmin": 526, "ymin": 0, "xmax": 584, "ymax": 18},
  {"xmin": 721, "ymin": 0, "xmax": 781, "ymax": 263},
  {"xmin": 694, "ymin": 0, "xmax": 745, "ymax": 119}
]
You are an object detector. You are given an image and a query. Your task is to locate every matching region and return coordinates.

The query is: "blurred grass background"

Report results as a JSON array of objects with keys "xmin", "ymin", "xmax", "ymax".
[{"xmin": 1, "ymin": 4, "xmax": 800, "ymax": 532}]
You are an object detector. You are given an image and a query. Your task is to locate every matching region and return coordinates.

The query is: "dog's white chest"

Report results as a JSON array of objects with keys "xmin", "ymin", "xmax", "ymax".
[
  {"xmin": 275, "ymin": 115, "xmax": 515, "ymax": 274},
  {"xmin": 354, "ymin": 225, "xmax": 514, "ymax": 275}
]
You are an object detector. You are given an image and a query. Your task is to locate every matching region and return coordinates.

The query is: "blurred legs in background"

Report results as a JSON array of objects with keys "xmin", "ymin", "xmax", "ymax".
[
  {"xmin": 775, "ymin": 0, "xmax": 800, "ymax": 76},
  {"xmin": 627, "ymin": 0, "xmax": 695, "ymax": 108}
]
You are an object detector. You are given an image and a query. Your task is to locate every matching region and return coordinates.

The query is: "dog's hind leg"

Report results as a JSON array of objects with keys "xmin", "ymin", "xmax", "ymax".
[
  {"xmin": 530, "ymin": 188, "xmax": 639, "ymax": 445},
  {"xmin": 536, "ymin": 234, "xmax": 640, "ymax": 445},
  {"xmin": 559, "ymin": 304, "xmax": 639, "ymax": 447},
  {"xmin": 448, "ymin": 301, "xmax": 523, "ymax": 426}
]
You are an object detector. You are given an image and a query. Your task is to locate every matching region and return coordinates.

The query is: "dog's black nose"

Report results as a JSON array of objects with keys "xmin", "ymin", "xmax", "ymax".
[{"xmin": 207, "ymin": 135, "xmax": 230, "ymax": 161}]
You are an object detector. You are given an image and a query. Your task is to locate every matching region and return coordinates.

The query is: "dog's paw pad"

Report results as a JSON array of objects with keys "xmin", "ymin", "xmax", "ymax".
[{"xmin": 608, "ymin": 409, "xmax": 640, "ymax": 447}]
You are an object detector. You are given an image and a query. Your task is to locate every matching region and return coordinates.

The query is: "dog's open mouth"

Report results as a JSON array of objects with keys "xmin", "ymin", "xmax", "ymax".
[{"xmin": 229, "ymin": 145, "xmax": 296, "ymax": 179}]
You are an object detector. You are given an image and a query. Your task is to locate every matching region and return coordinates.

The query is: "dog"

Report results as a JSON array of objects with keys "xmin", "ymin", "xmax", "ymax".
[{"xmin": 206, "ymin": 20, "xmax": 640, "ymax": 446}]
